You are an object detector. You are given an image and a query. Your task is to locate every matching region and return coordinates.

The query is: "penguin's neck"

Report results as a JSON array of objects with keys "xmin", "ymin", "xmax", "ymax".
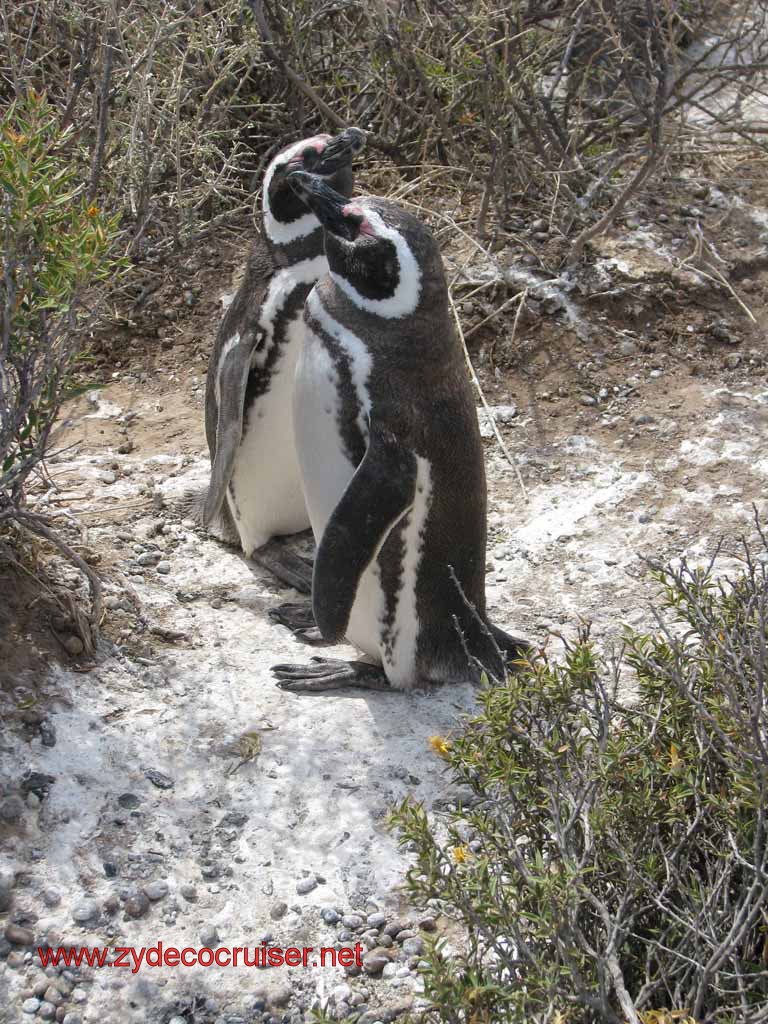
[{"xmin": 264, "ymin": 220, "xmax": 325, "ymax": 268}]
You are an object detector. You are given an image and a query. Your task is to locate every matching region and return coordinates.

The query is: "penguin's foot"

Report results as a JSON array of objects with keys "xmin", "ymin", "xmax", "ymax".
[
  {"xmin": 252, "ymin": 540, "xmax": 314, "ymax": 595},
  {"xmin": 268, "ymin": 601, "xmax": 332, "ymax": 647},
  {"xmin": 272, "ymin": 657, "xmax": 391, "ymax": 692}
]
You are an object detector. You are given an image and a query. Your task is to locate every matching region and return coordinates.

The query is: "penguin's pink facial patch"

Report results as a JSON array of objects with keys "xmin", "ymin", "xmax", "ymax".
[
  {"xmin": 343, "ymin": 204, "xmax": 374, "ymax": 236},
  {"xmin": 287, "ymin": 135, "xmax": 332, "ymax": 169}
]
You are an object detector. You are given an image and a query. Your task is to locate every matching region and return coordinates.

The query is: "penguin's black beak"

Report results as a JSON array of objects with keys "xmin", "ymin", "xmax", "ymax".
[
  {"xmin": 314, "ymin": 126, "xmax": 366, "ymax": 175},
  {"xmin": 287, "ymin": 171, "xmax": 364, "ymax": 241}
]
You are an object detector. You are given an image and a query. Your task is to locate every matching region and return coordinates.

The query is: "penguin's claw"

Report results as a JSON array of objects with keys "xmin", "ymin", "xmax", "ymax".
[
  {"xmin": 251, "ymin": 540, "xmax": 314, "ymax": 594},
  {"xmin": 269, "ymin": 602, "xmax": 332, "ymax": 646},
  {"xmin": 272, "ymin": 658, "xmax": 391, "ymax": 692}
]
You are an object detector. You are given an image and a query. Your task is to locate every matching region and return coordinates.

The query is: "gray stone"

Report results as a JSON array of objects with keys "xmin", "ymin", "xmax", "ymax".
[
  {"xmin": 419, "ymin": 916, "xmax": 437, "ymax": 932},
  {"xmin": 579, "ymin": 394, "xmax": 597, "ymax": 407},
  {"xmin": 62, "ymin": 635, "xmax": 85, "ymax": 656},
  {"xmin": 402, "ymin": 937, "xmax": 425, "ymax": 956},
  {"xmin": 295, "ymin": 877, "xmax": 317, "ymax": 895},
  {"xmin": 38, "ymin": 1004, "xmax": 56, "ymax": 1021},
  {"xmin": 144, "ymin": 769, "xmax": 174, "ymax": 790},
  {"xmin": 366, "ymin": 912, "xmax": 386, "ymax": 929},
  {"xmin": 269, "ymin": 984, "xmax": 292, "ymax": 1008},
  {"xmin": 0, "ymin": 869, "xmax": 14, "ymax": 911},
  {"xmin": 382, "ymin": 919, "xmax": 408, "ymax": 938},
  {"xmin": 618, "ymin": 340, "xmax": 637, "ymax": 357},
  {"xmin": 22, "ymin": 998, "xmax": 40, "ymax": 1014},
  {"xmin": 320, "ymin": 907, "xmax": 340, "ymax": 925},
  {"xmin": 0, "ymin": 795, "xmax": 25, "ymax": 822},
  {"xmin": 269, "ymin": 901, "xmax": 288, "ymax": 920},
  {"xmin": 180, "ymin": 884, "xmax": 197, "ymax": 901},
  {"xmin": 395, "ymin": 929, "xmax": 416, "ymax": 942},
  {"xmin": 137, "ymin": 552, "xmax": 161, "ymax": 567},
  {"xmin": 72, "ymin": 900, "xmax": 99, "ymax": 924},
  {"xmin": 4, "ymin": 922, "xmax": 34, "ymax": 945},
  {"xmin": 724, "ymin": 352, "xmax": 741, "ymax": 369},
  {"xmin": 378, "ymin": 933, "xmax": 394, "ymax": 947},
  {"xmin": 143, "ymin": 880, "xmax": 169, "ymax": 901},
  {"xmin": 342, "ymin": 914, "xmax": 363, "ymax": 930},
  {"xmin": 62, "ymin": 1017, "xmax": 82, "ymax": 1024},
  {"xmin": 199, "ymin": 925, "xmax": 220, "ymax": 947}
]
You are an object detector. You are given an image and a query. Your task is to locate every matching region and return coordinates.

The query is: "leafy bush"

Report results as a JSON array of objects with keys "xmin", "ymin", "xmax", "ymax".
[
  {"xmin": 391, "ymin": 537, "xmax": 768, "ymax": 1023},
  {"xmin": 1, "ymin": 90, "xmax": 121, "ymax": 641}
]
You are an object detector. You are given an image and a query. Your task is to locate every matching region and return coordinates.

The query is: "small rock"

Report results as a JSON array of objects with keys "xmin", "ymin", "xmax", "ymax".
[
  {"xmin": 0, "ymin": 795, "xmax": 25, "ymax": 822},
  {"xmin": 320, "ymin": 907, "xmax": 340, "ymax": 925},
  {"xmin": 402, "ymin": 937, "xmax": 425, "ymax": 956},
  {"xmin": 43, "ymin": 987, "xmax": 63, "ymax": 1006},
  {"xmin": 62, "ymin": 635, "xmax": 84, "ymax": 657},
  {"xmin": 419, "ymin": 917, "xmax": 437, "ymax": 932},
  {"xmin": 633, "ymin": 414, "xmax": 655, "ymax": 426},
  {"xmin": 366, "ymin": 912, "xmax": 386, "ymax": 929},
  {"xmin": 395, "ymin": 929, "xmax": 416, "ymax": 942},
  {"xmin": 22, "ymin": 998, "xmax": 40, "ymax": 1014},
  {"xmin": 143, "ymin": 880, "xmax": 169, "ymax": 901},
  {"xmin": 62, "ymin": 1016, "xmax": 82, "ymax": 1024},
  {"xmin": 72, "ymin": 900, "xmax": 99, "ymax": 924},
  {"xmin": 6, "ymin": 951, "xmax": 25, "ymax": 967},
  {"xmin": 144, "ymin": 769, "xmax": 174, "ymax": 790},
  {"xmin": 156, "ymin": 561, "xmax": 171, "ymax": 574},
  {"xmin": 724, "ymin": 353, "xmax": 741, "ymax": 369},
  {"xmin": 180, "ymin": 884, "xmax": 197, "ymax": 902},
  {"xmin": 168, "ymin": 1017, "xmax": 187, "ymax": 1024},
  {"xmin": 382, "ymin": 920, "xmax": 408, "ymax": 938},
  {"xmin": 0, "ymin": 869, "xmax": 14, "ymax": 911},
  {"xmin": 649, "ymin": 369, "xmax": 663, "ymax": 379},
  {"xmin": 118, "ymin": 793, "xmax": 141, "ymax": 810},
  {"xmin": 37, "ymin": 1003, "xmax": 57, "ymax": 1021},
  {"xmin": 342, "ymin": 914, "xmax": 364, "ymax": 930},
  {"xmin": 269, "ymin": 984, "xmax": 292, "ymax": 1008},
  {"xmin": 5, "ymin": 922, "xmax": 34, "ymax": 945},
  {"xmin": 269, "ymin": 901, "xmax": 288, "ymax": 921},
  {"xmin": 362, "ymin": 948, "xmax": 392, "ymax": 976},
  {"xmin": 530, "ymin": 218, "xmax": 548, "ymax": 233},
  {"xmin": 381, "ymin": 962, "xmax": 398, "ymax": 979},
  {"xmin": 100, "ymin": 471, "xmax": 117, "ymax": 485},
  {"xmin": 103, "ymin": 862, "xmax": 118, "ymax": 878},
  {"xmin": 579, "ymin": 394, "xmax": 597, "ymax": 407},
  {"xmin": 39, "ymin": 721, "xmax": 56, "ymax": 747},
  {"xmin": 199, "ymin": 925, "xmax": 220, "ymax": 947},
  {"xmin": 617, "ymin": 339, "xmax": 637, "ymax": 357},
  {"xmin": 378, "ymin": 933, "xmax": 394, "ymax": 948},
  {"xmin": 124, "ymin": 891, "xmax": 150, "ymax": 919},
  {"xmin": 137, "ymin": 551, "xmax": 161, "ymax": 567},
  {"xmin": 295, "ymin": 877, "xmax": 317, "ymax": 896}
]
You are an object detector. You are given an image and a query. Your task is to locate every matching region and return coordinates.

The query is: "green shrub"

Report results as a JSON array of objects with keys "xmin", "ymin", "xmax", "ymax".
[
  {"xmin": 1, "ymin": 88, "xmax": 119, "ymax": 513},
  {"xmin": 391, "ymin": 538, "xmax": 768, "ymax": 1023}
]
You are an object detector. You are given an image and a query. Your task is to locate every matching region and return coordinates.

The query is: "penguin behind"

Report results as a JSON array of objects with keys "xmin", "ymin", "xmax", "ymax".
[
  {"xmin": 272, "ymin": 172, "xmax": 530, "ymax": 692},
  {"xmin": 201, "ymin": 127, "xmax": 365, "ymax": 593}
]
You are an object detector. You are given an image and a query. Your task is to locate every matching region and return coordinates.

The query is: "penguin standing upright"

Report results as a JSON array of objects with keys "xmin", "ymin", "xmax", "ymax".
[
  {"xmin": 202, "ymin": 128, "xmax": 365, "ymax": 592},
  {"xmin": 272, "ymin": 172, "xmax": 530, "ymax": 692}
]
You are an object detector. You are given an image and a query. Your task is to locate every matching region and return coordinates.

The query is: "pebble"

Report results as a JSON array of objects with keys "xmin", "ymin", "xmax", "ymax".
[
  {"xmin": 579, "ymin": 394, "xmax": 597, "ymax": 406},
  {"xmin": 402, "ymin": 937, "xmax": 424, "ymax": 956},
  {"xmin": 144, "ymin": 880, "xmax": 169, "ymax": 901},
  {"xmin": 22, "ymin": 998, "xmax": 40, "ymax": 1014},
  {"xmin": 180, "ymin": 884, "xmax": 197, "ymax": 901},
  {"xmin": 381, "ymin": 962, "xmax": 398, "ymax": 979},
  {"xmin": 62, "ymin": 1016, "xmax": 82, "ymax": 1024},
  {"xmin": 382, "ymin": 920, "xmax": 408, "ymax": 938},
  {"xmin": 72, "ymin": 900, "xmax": 100, "ymax": 924},
  {"xmin": 649, "ymin": 369, "xmax": 663, "ymax": 378},
  {"xmin": 5, "ymin": 923, "xmax": 34, "ymax": 945},
  {"xmin": 320, "ymin": 907, "xmax": 340, "ymax": 925},
  {"xmin": 118, "ymin": 793, "xmax": 141, "ymax": 809},
  {"xmin": 378, "ymin": 933, "xmax": 394, "ymax": 948},
  {"xmin": 342, "ymin": 914, "xmax": 363, "ymax": 930},
  {"xmin": 366, "ymin": 912, "xmax": 386, "ymax": 928},
  {"xmin": 37, "ymin": 1003, "xmax": 56, "ymax": 1021},
  {"xmin": 0, "ymin": 795, "xmax": 26, "ymax": 822},
  {"xmin": 137, "ymin": 551, "xmax": 161, "ymax": 566},
  {"xmin": 269, "ymin": 984, "xmax": 292, "ymax": 1008},
  {"xmin": 43, "ymin": 986, "xmax": 63, "ymax": 1006},
  {"xmin": 395, "ymin": 929, "xmax": 416, "ymax": 941},
  {"xmin": 331, "ymin": 983, "xmax": 352, "ymax": 1005},
  {"xmin": 40, "ymin": 721, "xmax": 56, "ymax": 747},
  {"xmin": 0, "ymin": 869, "xmax": 14, "ymax": 911},
  {"xmin": 199, "ymin": 925, "xmax": 220, "ymax": 947},
  {"xmin": 419, "ymin": 917, "xmax": 437, "ymax": 932},
  {"xmin": 100, "ymin": 471, "xmax": 117, "ymax": 485},
  {"xmin": 295, "ymin": 877, "xmax": 318, "ymax": 895},
  {"xmin": 362, "ymin": 949, "xmax": 391, "ymax": 976},
  {"xmin": 62, "ymin": 635, "xmax": 85, "ymax": 656},
  {"xmin": 269, "ymin": 902, "xmax": 288, "ymax": 920},
  {"xmin": 124, "ymin": 891, "xmax": 150, "ymax": 919},
  {"xmin": 156, "ymin": 561, "xmax": 171, "ymax": 574},
  {"xmin": 34, "ymin": 978, "xmax": 49, "ymax": 997},
  {"xmin": 617, "ymin": 339, "xmax": 637, "ymax": 357},
  {"xmin": 724, "ymin": 353, "xmax": 741, "ymax": 369},
  {"xmin": 7, "ymin": 951, "xmax": 25, "ymax": 967},
  {"xmin": 144, "ymin": 769, "xmax": 174, "ymax": 790}
]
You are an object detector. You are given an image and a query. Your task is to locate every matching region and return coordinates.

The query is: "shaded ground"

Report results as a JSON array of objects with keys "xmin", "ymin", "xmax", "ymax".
[{"xmin": 1, "ymin": 158, "xmax": 768, "ymax": 1024}]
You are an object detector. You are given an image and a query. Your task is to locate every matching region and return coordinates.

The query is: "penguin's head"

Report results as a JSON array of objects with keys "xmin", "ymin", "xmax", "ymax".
[
  {"xmin": 288, "ymin": 172, "xmax": 444, "ymax": 320},
  {"xmin": 263, "ymin": 128, "xmax": 365, "ymax": 246}
]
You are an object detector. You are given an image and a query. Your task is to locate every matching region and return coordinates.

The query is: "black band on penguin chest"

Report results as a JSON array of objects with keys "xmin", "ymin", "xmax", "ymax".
[
  {"xmin": 241, "ymin": 280, "xmax": 313, "ymax": 415},
  {"xmin": 305, "ymin": 311, "xmax": 368, "ymax": 467}
]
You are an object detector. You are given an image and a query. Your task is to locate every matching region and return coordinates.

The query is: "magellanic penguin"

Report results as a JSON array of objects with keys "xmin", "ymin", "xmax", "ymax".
[
  {"xmin": 202, "ymin": 127, "xmax": 365, "ymax": 592},
  {"xmin": 272, "ymin": 172, "xmax": 531, "ymax": 692}
]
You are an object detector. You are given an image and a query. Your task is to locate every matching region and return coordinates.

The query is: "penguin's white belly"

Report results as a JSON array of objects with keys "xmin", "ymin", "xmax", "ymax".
[
  {"xmin": 293, "ymin": 328, "xmax": 385, "ymax": 663},
  {"xmin": 227, "ymin": 315, "xmax": 310, "ymax": 555}
]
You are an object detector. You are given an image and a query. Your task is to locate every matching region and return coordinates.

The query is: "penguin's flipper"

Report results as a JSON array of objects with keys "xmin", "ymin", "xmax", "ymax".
[
  {"xmin": 202, "ymin": 333, "xmax": 255, "ymax": 527},
  {"xmin": 312, "ymin": 429, "xmax": 418, "ymax": 643}
]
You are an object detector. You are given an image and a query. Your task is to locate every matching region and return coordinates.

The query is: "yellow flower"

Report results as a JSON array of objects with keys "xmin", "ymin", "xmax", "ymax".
[
  {"xmin": 452, "ymin": 845, "xmax": 469, "ymax": 863},
  {"xmin": 87, "ymin": 205, "xmax": 99, "ymax": 217},
  {"xmin": 428, "ymin": 734, "xmax": 450, "ymax": 757}
]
